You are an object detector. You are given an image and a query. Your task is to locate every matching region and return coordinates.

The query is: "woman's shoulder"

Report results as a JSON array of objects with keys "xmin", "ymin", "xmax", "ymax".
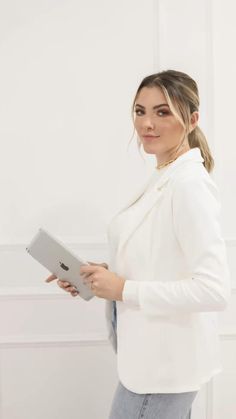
[
  {"xmin": 171, "ymin": 161, "xmax": 216, "ymax": 185},
  {"xmin": 170, "ymin": 163, "xmax": 221, "ymax": 205}
]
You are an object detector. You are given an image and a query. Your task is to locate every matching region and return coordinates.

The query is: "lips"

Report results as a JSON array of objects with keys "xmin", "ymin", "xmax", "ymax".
[{"xmin": 143, "ymin": 135, "xmax": 160, "ymax": 140}]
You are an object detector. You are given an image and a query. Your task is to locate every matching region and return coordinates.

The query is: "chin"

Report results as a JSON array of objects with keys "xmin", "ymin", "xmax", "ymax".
[
  {"xmin": 143, "ymin": 149, "xmax": 157, "ymax": 155},
  {"xmin": 142, "ymin": 144, "xmax": 160, "ymax": 154}
]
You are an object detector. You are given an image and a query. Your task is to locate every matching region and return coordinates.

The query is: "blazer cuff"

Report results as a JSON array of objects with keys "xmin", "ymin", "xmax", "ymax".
[{"xmin": 122, "ymin": 280, "xmax": 140, "ymax": 307}]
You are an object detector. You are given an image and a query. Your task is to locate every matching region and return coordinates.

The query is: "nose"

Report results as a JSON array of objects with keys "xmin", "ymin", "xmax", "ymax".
[{"xmin": 142, "ymin": 115, "xmax": 155, "ymax": 130}]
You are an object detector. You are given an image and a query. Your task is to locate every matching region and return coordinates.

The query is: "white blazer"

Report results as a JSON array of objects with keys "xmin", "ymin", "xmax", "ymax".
[{"xmin": 105, "ymin": 147, "xmax": 231, "ymax": 394}]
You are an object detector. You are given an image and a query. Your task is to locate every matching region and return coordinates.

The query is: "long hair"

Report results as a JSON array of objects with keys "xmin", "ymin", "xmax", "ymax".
[{"xmin": 128, "ymin": 70, "xmax": 214, "ymax": 173}]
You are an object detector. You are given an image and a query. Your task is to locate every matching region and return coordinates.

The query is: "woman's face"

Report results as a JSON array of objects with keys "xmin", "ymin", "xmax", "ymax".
[{"xmin": 134, "ymin": 86, "xmax": 197, "ymax": 164}]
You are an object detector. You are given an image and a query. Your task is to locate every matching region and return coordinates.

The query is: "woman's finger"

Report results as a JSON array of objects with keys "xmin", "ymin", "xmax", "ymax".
[
  {"xmin": 87, "ymin": 261, "xmax": 107, "ymax": 269},
  {"xmin": 45, "ymin": 274, "xmax": 57, "ymax": 282},
  {"xmin": 58, "ymin": 283, "xmax": 79, "ymax": 296},
  {"xmin": 71, "ymin": 290, "xmax": 79, "ymax": 297},
  {"xmin": 46, "ymin": 276, "xmax": 79, "ymax": 297},
  {"xmin": 57, "ymin": 280, "xmax": 78, "ymax": 294},
  {"xmin": 66, "ymin": 285, "xmax": 77, "ymax": 293},
  {"xmin": 57, "ymin": 280, "xmax": 70, "ymax": 289}
]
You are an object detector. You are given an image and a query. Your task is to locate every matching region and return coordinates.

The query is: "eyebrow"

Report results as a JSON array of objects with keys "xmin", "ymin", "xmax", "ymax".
[{"xmin": 135, "ymin": 103, "xmax": 169, "ymax": 110}]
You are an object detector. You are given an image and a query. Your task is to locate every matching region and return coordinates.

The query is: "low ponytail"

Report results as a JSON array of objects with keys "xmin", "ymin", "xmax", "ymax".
[{"xmin": 188, "ymin": 126, "xmax": 214, "ymax": 173}]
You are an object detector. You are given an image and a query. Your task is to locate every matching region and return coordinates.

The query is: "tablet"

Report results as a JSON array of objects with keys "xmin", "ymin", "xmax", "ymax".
[{"xmin": 26, "ymin": 227, "xmax": 94, "ymax": 301}]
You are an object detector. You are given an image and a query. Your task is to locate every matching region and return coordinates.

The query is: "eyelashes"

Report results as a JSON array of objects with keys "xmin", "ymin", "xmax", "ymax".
[{"xmin": 134, "ymin": 109, "xmax": 169, "ymax": 116}]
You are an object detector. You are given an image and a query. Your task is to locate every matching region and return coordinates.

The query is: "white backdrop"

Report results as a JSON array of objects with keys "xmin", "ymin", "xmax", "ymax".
[{"xmin": 0, "ymin": 0, "xmax": 235, "ymax": 418}]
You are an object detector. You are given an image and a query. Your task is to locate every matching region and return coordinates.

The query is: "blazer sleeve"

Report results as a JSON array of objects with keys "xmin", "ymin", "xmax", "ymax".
[{"xmin": 122, "ymin": 175, "xmax": 232, "ymax": 316}]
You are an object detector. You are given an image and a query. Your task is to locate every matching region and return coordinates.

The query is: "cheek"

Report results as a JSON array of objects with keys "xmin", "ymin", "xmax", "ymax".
[
  {"xmin": 164, "ymin": 121, "xmax": 182, "ymax": 135},
  {"xmin": 134, "ymin": 119, "xmax": 141, "ymax": 131},
  {"xmin": 170, "ymin": 119, "xmax": 184, "ymax": 132}
]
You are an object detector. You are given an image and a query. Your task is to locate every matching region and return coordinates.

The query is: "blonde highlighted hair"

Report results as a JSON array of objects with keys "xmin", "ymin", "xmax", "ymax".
[{"xmin": 129, "ymin": 69, "xmax": 214, "ymax": 173}]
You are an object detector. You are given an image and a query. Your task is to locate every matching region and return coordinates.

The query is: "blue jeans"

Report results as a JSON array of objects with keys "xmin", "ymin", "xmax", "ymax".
[{"xmin": 108, "ymin": 380, "xmax": 198, "ymax": 419}]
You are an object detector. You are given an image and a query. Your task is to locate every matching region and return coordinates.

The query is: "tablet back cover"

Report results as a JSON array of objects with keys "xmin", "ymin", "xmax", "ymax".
[{"xmin": 26, "ymin": 228, "xmax": 94, "ymax": 301}]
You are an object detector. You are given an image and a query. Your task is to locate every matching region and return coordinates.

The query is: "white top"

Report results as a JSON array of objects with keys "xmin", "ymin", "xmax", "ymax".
[
  {"xmin": 110, "ymin": 165, "xmax": 169, "ymax": 257},
  {"xmin": 106, "ymin": 147, "xmax": 231, "ymax": 394}
]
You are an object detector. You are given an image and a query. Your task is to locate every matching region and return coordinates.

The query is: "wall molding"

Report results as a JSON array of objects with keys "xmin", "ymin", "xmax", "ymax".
[
  {"xmin": 0, "ymin": 286, "xmax": 73, "ymax": 300},
  {"xmin": 152, "ymin": 0, "xmax": 160, "ymax": 71},
  {"xmin": 0, "ymin": 237, "xmax": 235, "ymax": 252},
  {"xmin": 1, "ymin": 332, "xmax": 234, "ymax": 351},
  {"xmin": 206, "ymin": 378, "xmax": 214, "ymax": 419},
  {"xmin": 225, "ymin": 238, "xmax": 236, "ymax": 247},
  {"xmin": 205, "ymin": 0, "xmax": 215, "ymax": 166},
  {"xmin": 1, "ymin": 285, "xmax": 236, "ymax": 299},
  {"xmin": 0, "ymin": 334, "xmax": 109, "ymax": 349},
  {"xmin": 219, "ymin": 332, "xmax": 236, "ymax": 340},
  {"xmin": 0, "ymin": 331, "xmax": 235, "ymax": 349},
  {"xmin": 0, "ymin": 240, "xmax": 108, "ymax": 252}
]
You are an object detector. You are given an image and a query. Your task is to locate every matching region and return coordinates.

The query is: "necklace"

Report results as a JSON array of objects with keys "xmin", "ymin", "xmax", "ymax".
[
  {"xmin": 156, "ymin": 155, "xmax": 179, "ymax": 170},
  {"xmin": 155, "ymin": 137, "xmax": 188, "ymax": 170}
]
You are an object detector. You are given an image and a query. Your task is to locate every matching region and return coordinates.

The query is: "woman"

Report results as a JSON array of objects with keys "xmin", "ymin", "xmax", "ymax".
[{"xmin": 46, "ymin": 70, "xmax": 231, "ymax": 419}]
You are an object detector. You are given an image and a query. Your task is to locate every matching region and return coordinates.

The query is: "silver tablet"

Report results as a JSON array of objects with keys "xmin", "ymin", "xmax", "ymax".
[{"xmin": 26, "ymin": 227, "xmax": 94, "ymax": 301}]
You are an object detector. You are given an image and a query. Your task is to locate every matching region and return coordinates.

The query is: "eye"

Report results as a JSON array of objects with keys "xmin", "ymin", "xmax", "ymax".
[
  {"xmin": 134, "ymin": 109, "xmax": 169, "ymax": 116},
  {"xmin": 134, "ymin": 109, "xmax": 144, "ymax": 116},
  {"xmin": 157, "ymin": 110, "xmax": 169, "ymax": 116}
]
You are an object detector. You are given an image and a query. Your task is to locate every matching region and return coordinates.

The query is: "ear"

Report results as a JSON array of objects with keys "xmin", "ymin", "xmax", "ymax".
[{"xmin": 189, "ymin": 111, "xmax": 199, "ymax": 133}]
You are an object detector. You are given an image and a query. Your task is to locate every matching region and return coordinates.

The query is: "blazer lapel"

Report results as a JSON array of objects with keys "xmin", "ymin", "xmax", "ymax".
[
  {"xmin": 116, "ymin": 173, "xmax": 170, "ymax": 262},
  {"xmin": 115, "ymin": 147, "xmax": 204, "ymax": 263}
]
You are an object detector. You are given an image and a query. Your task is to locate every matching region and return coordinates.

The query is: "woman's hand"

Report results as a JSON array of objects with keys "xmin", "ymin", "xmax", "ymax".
[
  {"xmin": 80, "ymin": 262, "xmax": 126, "ymax": 301},
  {"xmin": 44, "ymin": 261, "xmax": 113, "ymax": 298},
  {"xmin": 45, "ymin": 274, "xmax": 80, "ymax": 297}
]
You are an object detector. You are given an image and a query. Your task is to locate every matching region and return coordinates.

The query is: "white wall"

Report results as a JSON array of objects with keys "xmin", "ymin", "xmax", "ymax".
[
  {"xmin": 0, "ymin": 0, "xmax": 157, "ymax": 250},
  {"xmin": 0, "ymin": 0, "xmax": 235, "ymax": 418}
]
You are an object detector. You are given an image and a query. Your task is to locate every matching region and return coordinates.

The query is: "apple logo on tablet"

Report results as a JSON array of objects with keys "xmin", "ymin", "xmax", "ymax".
[{"xmin": 59, "ymin": 261, "xmax": 69, "ymax": 271}]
